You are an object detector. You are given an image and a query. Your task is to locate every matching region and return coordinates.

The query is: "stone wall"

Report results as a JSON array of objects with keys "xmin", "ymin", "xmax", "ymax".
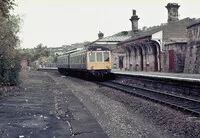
[
  {"xmin": 112, "ymin": 47, "xmax": 126, "ymax": 69},
  {"xmin": 184, "ymin": 22, "xmax": 200, "ymax": 73},
  {"xmin": 162, "ymin": 18, "xmax": 196, "ymax": 42},
  {"xmin": 115, "ymin": 74, "xmax": 200, "ymax": 98},
  {"xmin": 163, "ymin": 42, "xmax": 187, "ymax": 73}
]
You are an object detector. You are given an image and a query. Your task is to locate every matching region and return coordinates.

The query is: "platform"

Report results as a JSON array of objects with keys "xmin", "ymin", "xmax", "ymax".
[{"xmin": 111, "ymin": 69, "xmax": 200, "ymax": 82}]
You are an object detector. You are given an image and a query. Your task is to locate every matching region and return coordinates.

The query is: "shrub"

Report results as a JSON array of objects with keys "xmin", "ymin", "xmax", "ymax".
[{"xmin": 0, "ymin": 56, "xmax": 21, "ymax": 86}]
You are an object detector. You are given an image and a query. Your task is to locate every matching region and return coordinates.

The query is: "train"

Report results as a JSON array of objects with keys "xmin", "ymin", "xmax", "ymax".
[{"xmin": 57, "ymin": 46, "xmax": 113, "ymax": 80}]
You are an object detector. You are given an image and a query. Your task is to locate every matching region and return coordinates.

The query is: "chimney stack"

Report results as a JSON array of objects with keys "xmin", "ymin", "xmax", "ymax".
[
  {"xmin": 98, "ymin": 31, "xmax": 104, "ymax": 39},
  {"xmin": 130, "ymin": 9, "xmax": 140, "ymax": 37},
  {"xmin": 166, "ymin": 3, "xmax": 180, "ymax": 23}
]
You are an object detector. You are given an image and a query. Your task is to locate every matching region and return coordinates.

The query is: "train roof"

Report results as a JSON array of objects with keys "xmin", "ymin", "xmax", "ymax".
[
  {"xmin": 63, "ymin": 48, "xmax": 84, "ymax": 55},
  {"xmin": 57, "ymin": 48, "xmax": 84, "ymax": 57},
  {"xmin": 87, "ymin": 46, "xmax": 110, "ymax": 51},
  {"xmin": 57, "ymin": 46, "xmax": 110, "ymax": 58}
]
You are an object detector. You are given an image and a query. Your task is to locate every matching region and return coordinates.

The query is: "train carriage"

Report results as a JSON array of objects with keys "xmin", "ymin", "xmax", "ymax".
[
  {"xmin": 57, "ymin": 54, "xmax": 70, "ymax": 74},
  {"xmin": 57, "ymin": 46, "xmax": 112, "ymax": 80}
]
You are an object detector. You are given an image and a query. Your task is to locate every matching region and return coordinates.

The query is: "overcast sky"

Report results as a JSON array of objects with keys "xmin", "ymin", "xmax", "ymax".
[{"xmin": 14, "ymin": 0, "xmax": 200, "ymax": 48}]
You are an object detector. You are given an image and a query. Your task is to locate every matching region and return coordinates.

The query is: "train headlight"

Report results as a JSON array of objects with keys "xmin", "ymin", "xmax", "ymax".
[
  {"xmin": 91, "ymin": 66, "xmax": 94, "ymax": 70},
  {"xmin": 106, "ymin": 66, "xmax": 110, "ymax": 69}
]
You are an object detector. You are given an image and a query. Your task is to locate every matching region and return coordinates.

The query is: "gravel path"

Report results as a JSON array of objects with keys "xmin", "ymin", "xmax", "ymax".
[
  {"xmin": 0, "ymin": 71, "xmax": 70, "ymax": 138},
  {"xmin": 50, "ymin": 72, "xmax": 200, "ymax": 138},
  {"xmin": 0, "ymin": 71, "xmax": 108, "ymax": 138}
]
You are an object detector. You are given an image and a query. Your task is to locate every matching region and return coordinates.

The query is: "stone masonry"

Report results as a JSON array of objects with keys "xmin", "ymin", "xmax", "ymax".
[
  {"xmin": 164, "ymin": 42, "xmax": 187, "ymax": 73},
  {"xmin": 184, "ymin": 21, "xmax": 200, "ymax": 73}
]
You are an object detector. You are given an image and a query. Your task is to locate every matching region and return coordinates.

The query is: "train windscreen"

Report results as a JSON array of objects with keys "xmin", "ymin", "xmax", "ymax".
[
  {"xmin": 97, "ymin": 52, "xmax": 103, "ymax": 62},
  {"xmin": 104, "ymin": 52, "xmax": 110, "ymax": 62},
  {"xmin": 89, "ymin": 52, "xmax": 95, "ymax": 62}
]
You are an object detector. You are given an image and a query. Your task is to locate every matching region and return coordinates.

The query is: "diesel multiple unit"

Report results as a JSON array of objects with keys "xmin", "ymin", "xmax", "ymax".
[{"xmin": 57, "ymin": 46, "xmax": 112, "ymax": 79}]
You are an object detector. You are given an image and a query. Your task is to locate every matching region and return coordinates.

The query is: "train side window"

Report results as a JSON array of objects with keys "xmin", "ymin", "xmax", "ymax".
[
  {"xmin": 82, "ymin": 54, "xmax": 84, "ymax": 63},
  {"xmin": 97, "ymin": 52, "xmax": 103, "ymax": 62},
  {"xmin": 89, "ymin": 52, "xmax": 95, "ymax": 62},
  {"xmin": 104, "ymin": 52, "xmax": 109, "ymax": 62},
  {"xmin": 83, "ymin": 55, "xmax": 85, "ymax": 63},
  {"xmin": 76, "ymin": 56, "xmax": 78, "ymax": 64}
]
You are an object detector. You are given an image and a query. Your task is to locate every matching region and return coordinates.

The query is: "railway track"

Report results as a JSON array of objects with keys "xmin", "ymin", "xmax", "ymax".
[
  {"xmin": 40, "ymin": 69, "xmax": 200, "ymax": 115},
  {"xmin": 99, "ymin": 81, "xmax": 200, "ymax": 116}
]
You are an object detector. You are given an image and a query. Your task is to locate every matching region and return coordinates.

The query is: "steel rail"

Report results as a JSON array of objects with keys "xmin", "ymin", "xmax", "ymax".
[{"xmin": 99, "ymin": 81, "xmax": 200, "ymax": 116}]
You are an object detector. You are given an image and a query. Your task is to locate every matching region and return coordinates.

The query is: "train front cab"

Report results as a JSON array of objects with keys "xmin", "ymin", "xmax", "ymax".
[{"xmin": 86, "ymin": 50, "xmax": 112, "ymax": 79}]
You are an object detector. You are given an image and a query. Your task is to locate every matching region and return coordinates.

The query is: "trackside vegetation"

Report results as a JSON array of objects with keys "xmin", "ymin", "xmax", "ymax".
[{"xmin": 0, "ymin": 0, "xmax": 22, "ymax": 86}]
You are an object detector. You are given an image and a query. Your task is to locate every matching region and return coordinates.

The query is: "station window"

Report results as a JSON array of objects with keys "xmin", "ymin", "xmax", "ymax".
[
  {"xmin": 89, "ymin": 52, "xmax": 95, "ymax": 62},
  {"xmin": 97, "ymin": 52, "xmax": 103, "ymax": 62},
  {"xmin": 104, "ymin": 52, "xmax": 110, "ymax": 62}
]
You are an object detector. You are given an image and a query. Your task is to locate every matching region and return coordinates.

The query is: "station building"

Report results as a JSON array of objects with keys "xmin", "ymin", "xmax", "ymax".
[
  {"xmin": 119, "ymin": 3, "xmax": 197, "ymax": 72},
  {"xmin": 85, "ymin": 3, "xmax": 200, "ymax": 73}
]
